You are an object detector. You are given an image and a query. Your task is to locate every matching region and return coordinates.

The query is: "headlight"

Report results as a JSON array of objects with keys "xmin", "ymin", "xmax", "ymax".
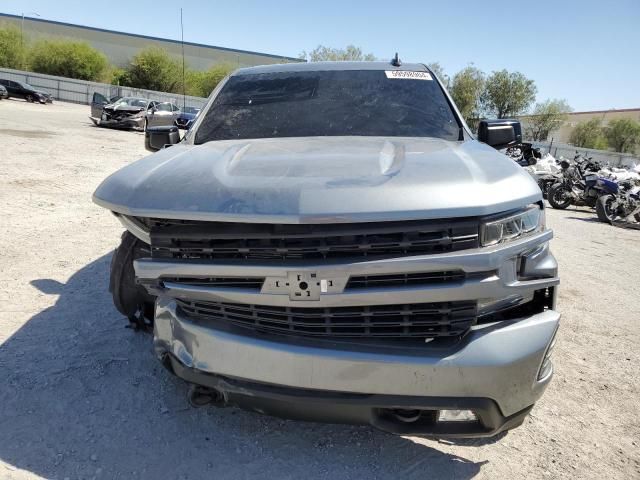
[{"xmin": 481, "ymin": 205, "xmax": 545, "ymax": 246}]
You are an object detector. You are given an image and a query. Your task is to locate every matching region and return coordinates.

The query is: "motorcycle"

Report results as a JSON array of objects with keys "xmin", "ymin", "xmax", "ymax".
[
  {"xmin": 596, "ymin": 179, "xmax": 640, "ymax": 224},
  {"xmin": 505, "ymin": 143, "xmax": 541, "ymax": 167},
  {"xmin": 537, "ymin": 171, "xmax": 562, "ymax": 199},
  {"xmin": 547, "ymin": 155, "xmax": 614, "ymax": 209},
  {"xmin": 505, "ymin": 143, "xmax": 560, "ymax": 197}
]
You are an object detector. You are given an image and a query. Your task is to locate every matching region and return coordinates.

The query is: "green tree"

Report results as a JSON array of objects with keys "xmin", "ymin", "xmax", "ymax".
[
  {"xmin": 569, "ymin": 119, "xmax": 608, "ymax": 149},
  {"xmin": 109, "ymin": 67, "xmax": 127, "ymax": 86},
  {"xmin": 0, "ymin": 25, "xmax": 27, "ymax": 69},
  {"xmin": 481, "ymin": 70, "xmax": 537, "ymax": 118},
  {"xmin": 449, "ymin": 65, "xmax": 485, "ymax": 127},
  {"xmin": 524, "ymin": 99, "xmax": 572, "ymax": 141},
  {"xmin": 28, "ymin": 39, "xmax": 108, "ymax": 81},
  {"xmin": 186, "ymin": 64, "xmax": 234, "ymax": 97},
  {"xmin": 427, "ymin": 62, "xmax": 448, "ymax": 86},
  {"xmin": 604, "ymin": 119, "xmax": 640, "ymax": 153},
  {"xmin": 121, "ymin": 47, "xmax": 183, "ymax": 93},
  {"xmin": 299, "ymin": 45, "xmax": 376, "ymax": 62}
]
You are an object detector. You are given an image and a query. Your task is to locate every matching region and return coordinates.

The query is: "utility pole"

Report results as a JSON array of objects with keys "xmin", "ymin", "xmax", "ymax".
[{"xmin": 180, "ymin": 8, "xmax": 186, "ymax": 110}]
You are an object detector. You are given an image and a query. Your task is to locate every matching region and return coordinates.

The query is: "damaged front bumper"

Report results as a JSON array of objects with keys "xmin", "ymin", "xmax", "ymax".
[
  {"xmin": 140, "ymin": 229, "xmax": 560, "ymax": 437},
  {"xmin": 89, "ymin": 115, "xmax": 145, "ymax": 130},
  {"xmin": 157, "ymin": 307, "xmax": 558, "ymax": 437}
]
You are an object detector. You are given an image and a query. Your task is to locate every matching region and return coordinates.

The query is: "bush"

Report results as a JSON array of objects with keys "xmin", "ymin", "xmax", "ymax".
[
  {"xmin": 29, "ymin": 39, "xmax": 108, "ymax": 81},
  {"xmin": 569, "ymin": 119, "xmax": 608, "ymax": 150},
  {"xmin": 186, "ymin": 64, "xmax": 234, "ymax": 97},
  {"xmin": 120, "ymin": 47, "xmax": 183, "ymax": 93},
  {"xmin": 0, "ymin": 25, "xmax": 27, "ymax": 69},
  {"xmin": 605, "ymin": 119, "xmax": 640, "ymax": 153}
]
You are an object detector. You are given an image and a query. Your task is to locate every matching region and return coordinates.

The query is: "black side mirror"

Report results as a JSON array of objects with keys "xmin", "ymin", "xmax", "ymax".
[
  {"xmin": 145, "ymin": 126, "xmax": 180, "ymax": 152},
  {"xmin": 477, "ymin": 119, "xmax": 522, "ymax": 150}
]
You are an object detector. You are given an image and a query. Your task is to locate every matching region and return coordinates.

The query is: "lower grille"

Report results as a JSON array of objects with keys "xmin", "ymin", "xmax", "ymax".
[
  {"xmin": 161, "ymin": 276, "xmax": 264, "ymax": 289},
  {"xmin": 175, "ymin": 299, "xmax": 477, "ymax": 339}
]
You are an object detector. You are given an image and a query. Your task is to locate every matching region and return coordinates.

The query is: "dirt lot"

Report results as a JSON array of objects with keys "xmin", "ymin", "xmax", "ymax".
[{"xmin": 0, "ymin": 99, "xmax": 639, "ymax": 480}]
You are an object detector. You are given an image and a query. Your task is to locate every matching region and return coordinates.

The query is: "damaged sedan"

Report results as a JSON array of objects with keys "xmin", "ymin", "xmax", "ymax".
[
  {"xmin": 93, "ymin": 60, "xmax": 560, "ymax": 438},
  {"xmin": 90, "ymin": 94, "xmax": 180, "ymax": 131}
]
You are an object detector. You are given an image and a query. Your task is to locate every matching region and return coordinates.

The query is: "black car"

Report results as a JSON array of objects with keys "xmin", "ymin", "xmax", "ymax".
[{"xmin": 0, "ymin": 79, "xmax": 53, "ymax": 103}]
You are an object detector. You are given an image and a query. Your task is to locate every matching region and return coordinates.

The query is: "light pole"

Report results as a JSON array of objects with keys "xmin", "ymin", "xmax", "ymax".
[
  {"xmin": 21, "ymin": 12, "xmax": 40, "ymax": 52},
  {"xmin": 180, "ymin": 8, "xmax": 186, "ymax": 110}
]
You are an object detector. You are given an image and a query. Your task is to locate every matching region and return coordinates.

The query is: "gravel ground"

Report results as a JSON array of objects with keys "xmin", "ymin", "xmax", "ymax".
[{"xmin": 1, "ymin": 99, "xmax": 639, "ymax": 480}]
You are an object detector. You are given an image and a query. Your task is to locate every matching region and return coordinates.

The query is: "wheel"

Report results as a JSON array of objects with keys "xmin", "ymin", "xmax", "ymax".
[
  {"xmin": 25, "ymin": 94, "xmax": 34, "ymax": 103},
  {"xmin": 109, "ymin": 231, "xmax": 156, "ymax": 330},
  {"xmin": 548, "ymin": 184, "xmax": 573, "ymax": 209},
  {"xmin": 596, "ymin": 195, "xmax": 616, "ymax": 223}
]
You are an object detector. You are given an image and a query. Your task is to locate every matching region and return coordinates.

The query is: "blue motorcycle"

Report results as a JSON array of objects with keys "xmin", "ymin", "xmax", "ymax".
[
  {"xmin": 547, "ymin": 157, "xmax": 617, "ymax": 210},
  {"xmin": 596, "ymin": 180, "xmax": 640, "ymax": 224}
]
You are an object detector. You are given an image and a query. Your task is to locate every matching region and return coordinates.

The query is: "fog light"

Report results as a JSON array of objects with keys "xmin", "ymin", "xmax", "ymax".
[
  {"xmin": 538, "ymin": 357, "xmax": 553, "ymax": 380},
  {"xmin": 437, "ymin": 409, "xmax": 477, "ymax": 422},
  {"xmin": 537, "ymin": 331, "xmax": 557, "ymax": 380}
]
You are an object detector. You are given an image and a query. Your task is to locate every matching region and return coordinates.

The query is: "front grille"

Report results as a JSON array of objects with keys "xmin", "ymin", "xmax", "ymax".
[
  {"xmin": 346, "ymin": 271, "xmax": 466, "ymax": 289},
  {"xmin": 158, "ymin": 270, "xmax": 476, "ymax": 292},
  {"xmin": 140, "ymin": 217, "xmax": 480, "ymax": 261},
  {"xmin": 104, "ymin": 110, "xmax": 139, "ymax": 121},
  {"xmin": 176, "ymin": 299, "xmax": 478, "ymax": 339}
]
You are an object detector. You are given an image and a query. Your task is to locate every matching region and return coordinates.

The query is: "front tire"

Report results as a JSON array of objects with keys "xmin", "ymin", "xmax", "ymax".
[
  {"xmin": 548, "ymin": 184, "xmax": 573, "ymax": 209},
  {"xmin": 109, "ymin": 231, "xmax": 156, "ymax": 329},
  {"xmin": 596, "ymin": 195, "xmax": 616, "ymax": 223},
  {"xmin": 25, "ymin": 94, "xmax": 34, "ymax": 103}
]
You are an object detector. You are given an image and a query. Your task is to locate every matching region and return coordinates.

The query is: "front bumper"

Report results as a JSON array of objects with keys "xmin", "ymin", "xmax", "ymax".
[
  {"xmin": 155, "ymin": 299, "xmax": 558, "ymax": 435},
  {"xmin": 89, "ymin": 116, "xmax": 144, "ymax": 130},
  {"xmin": 166, "ymin": 352, "xmax": 536, "ymax": 437},
  {"xmin": 140, "ymin": 230, "xmax": 559, "ymax": 436}
]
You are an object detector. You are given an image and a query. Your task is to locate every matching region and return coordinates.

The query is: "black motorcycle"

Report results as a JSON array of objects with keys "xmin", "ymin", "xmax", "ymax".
[
  {"xmin": 547, "ymin": 155, "xmax": 611, "ymax": 209},
  {"xmin": 505, "ymin": 142, "xmax": 541, "ymax": 167},
  {"xmin": 536, "ymin": 170, "xmax": 563, "ymax": 199}
]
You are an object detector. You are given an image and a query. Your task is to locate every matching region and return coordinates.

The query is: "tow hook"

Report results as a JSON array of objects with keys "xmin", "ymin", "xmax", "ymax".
[{"xmin": 187, "ymin": 384, "xmax": 226, "ymax": 408}]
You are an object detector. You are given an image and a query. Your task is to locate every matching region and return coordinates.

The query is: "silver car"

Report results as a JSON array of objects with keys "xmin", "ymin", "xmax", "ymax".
[
  {"xmin": 90, "ymin": 94, "xmax": 180, "ymax": 131},
  {"xmin": 94, "ymin": 61, "xmax": 560, "ymax": 438}
]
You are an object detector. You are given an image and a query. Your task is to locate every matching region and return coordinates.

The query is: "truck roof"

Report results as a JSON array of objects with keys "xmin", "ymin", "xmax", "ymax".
[{"xmin": 232, "ymin": 61, "xmax": 430, "ymax": 76}]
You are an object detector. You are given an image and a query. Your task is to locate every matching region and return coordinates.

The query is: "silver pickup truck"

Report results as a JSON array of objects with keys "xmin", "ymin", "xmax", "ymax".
[{"xmin": 93, "ymin": 60, "xmax": 559, "ymax": 438}]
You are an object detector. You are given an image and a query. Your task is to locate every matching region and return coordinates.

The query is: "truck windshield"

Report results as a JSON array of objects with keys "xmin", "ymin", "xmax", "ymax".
[{"xmin": 194, "ymin": 70, "xmax": 460, "ymax": 143}]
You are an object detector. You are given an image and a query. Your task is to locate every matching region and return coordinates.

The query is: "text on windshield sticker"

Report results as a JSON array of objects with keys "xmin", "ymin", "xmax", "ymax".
[{"xmin": 385, "ymin": 71, "xmax": 433, "ymax": 80}]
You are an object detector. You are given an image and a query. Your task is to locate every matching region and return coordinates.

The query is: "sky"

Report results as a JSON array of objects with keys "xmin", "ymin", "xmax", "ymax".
[{"xmin": 2, "ymin": 0, "xmax": 639, "ymax": 112}]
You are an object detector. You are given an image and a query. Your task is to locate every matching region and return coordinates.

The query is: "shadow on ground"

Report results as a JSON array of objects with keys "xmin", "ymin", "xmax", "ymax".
[
  {"xmin": 566, "ymin": 216, "xmax": 602, "ymax": 223},
  {"xmin": 0, "ymin": 254, "xmax": 489, "ymax": 479}
]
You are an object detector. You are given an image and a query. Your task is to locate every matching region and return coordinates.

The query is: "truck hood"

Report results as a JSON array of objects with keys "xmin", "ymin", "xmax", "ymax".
[{"xmin": 93, "ymin": 136, "xmax": 542, "ymax": 223}]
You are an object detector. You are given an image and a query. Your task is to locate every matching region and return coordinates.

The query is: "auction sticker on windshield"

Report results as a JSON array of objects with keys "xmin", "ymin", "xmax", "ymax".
[{"xmin": 385, "ymin": 71, "xmax": 433, "ymax": 80}]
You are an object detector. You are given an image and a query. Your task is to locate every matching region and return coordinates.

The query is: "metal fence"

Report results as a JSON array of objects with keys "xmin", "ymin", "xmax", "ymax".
[
  {"xmin": 0, "ymin": 67, "xmax": 208, "ymax": 109},
  {"xmin": 531, "ymin": 141, "xmax": 639, "ymax": 169}
]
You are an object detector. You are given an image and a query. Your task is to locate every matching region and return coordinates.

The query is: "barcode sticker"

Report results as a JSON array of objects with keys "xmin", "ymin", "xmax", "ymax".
[{"xmin": 385, "ymin": 71, "xmax": 432, "ymax": 80}]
